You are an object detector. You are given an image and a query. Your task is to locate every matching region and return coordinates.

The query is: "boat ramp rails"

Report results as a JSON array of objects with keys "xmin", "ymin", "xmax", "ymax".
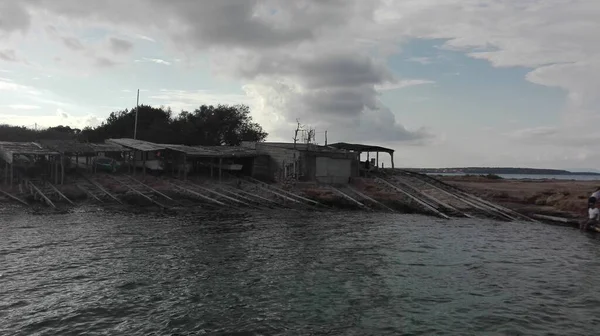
[{"xmin": 0, "ymin": 172, "xmax": 537, "ymax": 222}]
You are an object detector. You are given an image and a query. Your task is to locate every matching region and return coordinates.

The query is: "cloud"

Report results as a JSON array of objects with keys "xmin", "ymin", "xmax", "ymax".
[
  {"xmin": 0, "ymin": 0, "xmax": 30, "ymax": 33},
  {"xmin": 6, "ymin": 104, "xmax": 41, "ymax": 110},
  {"xmin": 0, "ymin": 111, "xmax": 103, "ymax": 129},
  {"xmin": 376, "ymin": 79, "xmax": 435, "ymax": 91},
  {"xmin": 407, "ymin": 57, "xmax": 433, "ymax": 65},
  {"xmin": 148, "ymin": 88, "xmax": 251, "ymax": 112},
  {"xmin": 4, "ymin": 0, "xmax": 600, "ymax": 166},
  {"xmin": 0, "ymin": 78, "xmax": 40, "ymax": 95},
  {"xmin": 61, "ymin": 36, "xmax": 85, "ymax": 51},
  {"xmin": 0, "ymin": 49, "xmax": 18, "ymax": 62},
  {"xmin": 95, "ymin": 57, "xmax": 119, "ymax": 68},
  {"xmin": 109, "ymin": 37, "xmax": 133, "ymax": 54},
  {"xmin": 135, "ymin": 58, "xmax": 171, "ymax": 66}
]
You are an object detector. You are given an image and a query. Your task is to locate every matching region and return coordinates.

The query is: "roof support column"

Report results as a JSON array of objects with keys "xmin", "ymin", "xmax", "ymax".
[
  {"xmin": 61, "ymin": 154, "xmax": 65, "ymax": 185},
  {"xmin": 390, "ymin": 152, "xmax": 395, "ymax": 169},
  {"xmin": 10, "ymin": 155, "xmax": 14, "ymax": 187},
  {"xmin": 219, "ymin": 157, "xmax": 223, "ymax": 183},
  {"xmin": 183, "ymin": 154, "xmax": 188, "ymax": 181}
]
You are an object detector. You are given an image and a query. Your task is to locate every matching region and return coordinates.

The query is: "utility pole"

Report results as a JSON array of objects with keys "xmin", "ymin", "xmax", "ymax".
[{"xmin": 134, "ymin": 89, "xmax": 140, "ymax": 139}]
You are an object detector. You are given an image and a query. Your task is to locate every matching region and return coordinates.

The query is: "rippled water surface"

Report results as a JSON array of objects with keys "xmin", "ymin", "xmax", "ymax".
[{"xmin": 2, "ymin": 208, "xmax": 600, "ymax": 335}]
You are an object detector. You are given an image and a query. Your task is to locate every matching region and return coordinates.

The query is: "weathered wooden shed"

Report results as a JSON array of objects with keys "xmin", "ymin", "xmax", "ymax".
[
  {"xmin": 245, "ymin": 142, "xmax": 358, "ymax": 184},
  {"xmin": 0, "ymin": 141, "xmax": 60, "ymax": 185}
]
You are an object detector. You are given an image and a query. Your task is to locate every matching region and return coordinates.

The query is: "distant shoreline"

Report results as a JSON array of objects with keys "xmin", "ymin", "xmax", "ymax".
[{"xmin": 405, "ymin": 168, "xmax": 600, "ymax": 176}]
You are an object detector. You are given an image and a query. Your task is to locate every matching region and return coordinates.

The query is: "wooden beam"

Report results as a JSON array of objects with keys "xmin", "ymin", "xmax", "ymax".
[
  {"xmin": 60, "ymin": 154, "xmax": 65, "ymax": 185},
  {"xmin": 0, "ymin": 188, "xmax": 28, "ymax": 206},
  {"xmin": 347, "ymin": 185, "xmax": 395, "ymax": 212},
  {"xmin": 246, "ymin": 176, "xmax": 321, "ymax": 206},
  {"xmin": 86, "ymin": 177, "xmax": 122, "ymax": 204},
  {"xmin": 27, "ymin": 180, "xmax": 56, "ymax": 208},
  {"xmin": 125, "ymin": 175, "xmax": 174, "ymax": 201},
  {"xmin": 390, "ymin": 152, "xmax": 394, "ymax": 169},
  {"xmin": 376, "ymin": 178, "xmax": 449, "ymax": 219},
  {"xmin": 183, "ymin": 154, "xmax": 188, "ymax": 181},
  {"xmin": 170, "ymin": 182, "xmax": 225, "ymax": 206},
  {"xmin": 46, "ymin": 182, "xmax": 73, "ymax": 205},
  {"xmin": 218, "ymin": 158, "xmax": 222, "ymax": 183},
  {"xmin": 330, "ymin": 186, "xmax": 370, "ymax": 210},
  {"xmin": 77, "ymin": 184, "xmax": 103, "ymax": 203}
]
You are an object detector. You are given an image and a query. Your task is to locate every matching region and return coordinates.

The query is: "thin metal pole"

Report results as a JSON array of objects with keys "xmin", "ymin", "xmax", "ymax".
[{"xmin": 134, "ymin": 89, "xmax": 140, "ymax": 139}]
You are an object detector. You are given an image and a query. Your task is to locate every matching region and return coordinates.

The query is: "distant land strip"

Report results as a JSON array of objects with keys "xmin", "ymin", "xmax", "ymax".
[{"xmin": 404, "ymin": 167, "xmax": 600, "ymax": 176}]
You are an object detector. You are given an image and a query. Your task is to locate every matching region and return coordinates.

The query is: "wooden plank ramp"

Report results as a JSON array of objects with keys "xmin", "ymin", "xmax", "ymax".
[
  {"xmin": 125, "ymin": 176, "xmax": 174, "ymax": 202},
  {"xmin": 228, "ymin": 183, "xmax": 286, "ymax": 208},
  {"xmin": 329, "ymin": 186, "xmax": 371, "ymax": 210},
  {"xmin": 77, "ymin": 184, "xmax": 103, "ymax": 203},
  {"xmin": 346, "ymin": 186, "xmax": 395, "ymax": 212},
  {"xmin": 80, "ymin": 174, "xmax": 123, "ymax": 204},
  {"xmin": 400, "ymin": 170, "xmax": 536, "ymax": 222},
  {"xmin": 27, "ymin": 181, "xmax": 56, "ymax": 209},
  {"xmin": 376, "ymin": 178, "xmax": 450, "ymax": 219},
  {"xmin": 393, "ymin": 176, "xmax": 472, "ymax": 218},
  {"xmin": 46, "ymin": 182, "xmax": 74, "ymax": 205},
  {"xmin": 106, "ymin": 175, "xmax": 168, "ymax": 209},
  {"xmin": 169, "ymin": 182, "xmax": 226, "ymax": 207},
  {"xmin": 246, "ymin": 177, "xmax": 322, "ymax": 207}
]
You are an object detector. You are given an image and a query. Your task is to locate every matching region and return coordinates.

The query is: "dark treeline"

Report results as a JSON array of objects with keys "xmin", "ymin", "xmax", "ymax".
[{"xmin": 0, "ymin": 104, "xmax": 268, "ymax": 146}]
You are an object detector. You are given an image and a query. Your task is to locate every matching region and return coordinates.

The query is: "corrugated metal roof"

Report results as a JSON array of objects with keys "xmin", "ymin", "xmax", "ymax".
[
  {"xmin": 38, "ymin": 140, "xmax": 96, "ymax": 154},
  {"xmin": 201, "ymin": 146, "xmax": 258, "ymax": 158},
  {"xmin": 328, "ymin": 142, "xmax": 395, "ymax": 153},
  {"xmin": 106, "ymin": 138, "xmax": 165, "ymax": 152},
  {"xmin": 163, "ymin": 144, "xmax": 257, "ymax": 158},
  {"xmin": 89, "ymin": 143, "xmax": 131, "ymax": 153},
  {"xmin": 0, "ymin": 141, "xmax": 60, "ymax": 164}
]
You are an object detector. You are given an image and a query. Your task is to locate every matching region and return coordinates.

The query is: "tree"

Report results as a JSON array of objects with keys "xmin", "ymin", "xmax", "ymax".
[{"xmin": 79, "ymin": 103, "xmax": 267, "ymax": 146}]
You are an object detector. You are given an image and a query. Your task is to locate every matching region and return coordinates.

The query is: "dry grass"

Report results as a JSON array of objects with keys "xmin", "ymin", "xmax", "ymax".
[{"xmin": 441, "ymin": 176, "xmax": 599, "ymax": 217}]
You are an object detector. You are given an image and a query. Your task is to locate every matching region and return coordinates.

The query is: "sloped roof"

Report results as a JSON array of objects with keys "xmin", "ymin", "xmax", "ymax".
[
  {"xmin": 89, "ymin": 143, "xmax": 130, "ymax": 153},
  {"xmin": 0, "ymin": 141, "xmax": 59, "ymax": 164},
  {"xmin": 328, "ymin": 142, "xmax": 395, "ymax": 154},
  {"xmin": 163, "ymin": 144, "xmax": 257, "ymax": 158},
  {"xmin": 38, "ymin": 140, "xmax": 96, "ymax": 154},
  {"xmin": 106, "ymin": 138, "xmax": 165, "ymax": 152}
]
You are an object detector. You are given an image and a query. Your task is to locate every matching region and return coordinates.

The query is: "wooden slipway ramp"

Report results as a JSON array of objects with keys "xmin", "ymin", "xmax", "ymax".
[{"xmin": 378, "ymin": 171, "xmax": 537, "ymax": 222}]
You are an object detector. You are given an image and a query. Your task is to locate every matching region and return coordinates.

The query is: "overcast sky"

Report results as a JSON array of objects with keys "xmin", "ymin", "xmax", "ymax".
[{"xmin": 1, "ymin": 0, "xmax": 599, "ymax": 169}]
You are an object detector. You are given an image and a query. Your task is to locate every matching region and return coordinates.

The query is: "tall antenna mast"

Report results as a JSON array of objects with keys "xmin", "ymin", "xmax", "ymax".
[{"xmin": 134, "ymin": 89, "xmax": 140, "ymax": 139}]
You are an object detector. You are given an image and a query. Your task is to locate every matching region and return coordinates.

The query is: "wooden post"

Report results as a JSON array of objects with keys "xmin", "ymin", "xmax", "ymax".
[
  {"xmin": 390, "ymin": 152, "xmax": 395, "ymax": 169},
  {"xmin": 218, "ymin": 157, "xmax": 222, "ymax": 183},
  {"xmin": 183, "ymin": 154, "xmax": 188, "ymax": 180},
  {"xmin": 9, "ymin": 158, "xmax": 13, "ymax": 186},
  {"xmin": 376, "ymin": 152, "xmax": 379, "ymax": 168},
  {"xmin": 172, "ymin": 153, "xmax": 176, "ymax": 177},
  {"xmin": 60, "ymin": 154, "xmax": 65, "ymax": 185},
  {"xmin": 133, "ymin": 151, "xmax": 137, "ymax": 176},
  {"xmin": 54, "ymin": 159, "xmax": 59, "ymax": 185}
]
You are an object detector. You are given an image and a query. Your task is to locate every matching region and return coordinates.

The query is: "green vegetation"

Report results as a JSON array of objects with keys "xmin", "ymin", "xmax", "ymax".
[{"xmin": 0, "ymin": 104, "xmax": 268, "ymax": 146}]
